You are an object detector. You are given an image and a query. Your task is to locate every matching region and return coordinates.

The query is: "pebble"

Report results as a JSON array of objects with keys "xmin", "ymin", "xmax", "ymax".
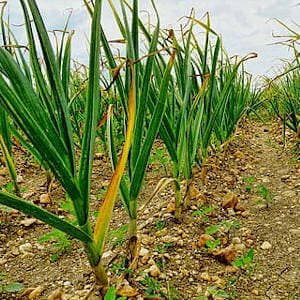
[
  {"xmin": 200, "ymin": 272, "xmax": 211, "ymax": 281},
  {"xmin": 232, "ymin": 237, "xmax": 241, "ymax": 244},
  {"xmin": 234, "ymin": 243, "xmax": 246, "ymax": 252},
  {"xmin": 225, "ymin": 266, "xmax": 239, "ymax": 273},
  {"xmin": 246, "ymin": 239, "xmax": 254, "ymax": 246},
  {"xmin": 161, "ymin": 235, "xmax": 178, "ymax": 243},
  {"xmin": 261, "ymin": 241, "xmax": 272, "ymax": 250},
  {"xmin": 117, "ymin": 281, "xmax": 138, "ymax": 297},
  {"xmin": 281, "ymin": 175, "xmax": 290, "ymax": 181},
  {"xmin": 102, "ymin": 250, "xmax": 113, "ymax": 259},
  {"xmin": 288, "ymin": 247, "xmax": 295, "ymax": 253},
  {"xmin": 40, "ymin": 193, "xmax": 51, "ymax": 204},
  {"xmin": 11, "ymin": 246, "xmax": 20, "ymax": 256},
  {"xmin": 166, "ymin": 202, "xmax": 175, "ymax": 213},
  {"xmin": 222, "ymin": 192, "xmax": 238, "ymax": 209},
  {"xmin": 20, "ymin": 218, "xmax": 37, "ymax": 227},
  {"xmin": 63, "ymin": 281, "xmax": 72, "ymax": 287},
  {"xmin": 149, "ymin": 264, "xmax": 161, "ymax": 277},
  {"xmin": 176, "ymin": 239, "xmax": 184, "ymax": 247},
  {"xmin": 139, "ymin": 247, "xmax": 149, "ymax": 257},
  {"xmin": 241, "ymin": 211, "xmax": 250, "ymax": 217},
  {"xmin": 19, "ymin": 242, "xmax": 33, "ymax": 254},
  {"xmin": 234, "ymin": 202, "xmax": 246, "ymax": 212},
  {"xmin": 252, "ymin": 289, "xmax": 259, "ymax": 295},
  {"xmin": 227, "ymin": 208, "xmax": 235, "ymax": 216},
  {"xmin": 17, "ymin": 175, "xmax": 24, "ymax": 183}
]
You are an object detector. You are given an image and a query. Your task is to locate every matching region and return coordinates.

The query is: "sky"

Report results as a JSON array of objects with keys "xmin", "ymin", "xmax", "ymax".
[{"xmin": 5, "ymin": 1, "xmax": 300, "ymax": 79}]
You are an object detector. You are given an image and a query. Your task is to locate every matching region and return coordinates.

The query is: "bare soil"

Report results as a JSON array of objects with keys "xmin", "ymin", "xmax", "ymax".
[{"xmin": 0, "ymin": 119, "xmax": 299, "ymax": 300}]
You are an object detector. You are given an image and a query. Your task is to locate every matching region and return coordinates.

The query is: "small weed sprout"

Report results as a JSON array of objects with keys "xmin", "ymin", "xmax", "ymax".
[
  {"xmin": 104, "ymin": 286, "xmax": 127, "ymax": 300},
  {"xmin": 192, "ymin": 204, "xmax": 215, "ymax": 222},
  {"xmin": 155, "ymin": 220, "xmax": 165, "ymax": 230},
  {"xmin": 243, "ymin": 175, "xmax": 256, "ymax": 192},
  {"xmin": 232, "ymin": 248, "xmax": 255, "ymax": 272},
  {"xmin": 140, "ymin": 275, "xmax": 164, "ymax": 298},
  {"xmin": 108, "ymin": 225, "xmax": 128, "ymax": 249},
  {"xmin": 256, "ymin": 184, "xmax": 275, "ymax": 208},
  {"xmin": 110, "ymin": 256, "xmax": 132, "ymax": 276},
  {"xmin": 206, "ymin": 239, "xmax": 221, "ymax": 252}
]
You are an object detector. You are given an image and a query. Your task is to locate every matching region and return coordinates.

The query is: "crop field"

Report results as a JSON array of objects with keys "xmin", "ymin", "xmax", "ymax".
[{"xmin": 0, "ymin": 1, "xmax": 299, "ymax": 299}]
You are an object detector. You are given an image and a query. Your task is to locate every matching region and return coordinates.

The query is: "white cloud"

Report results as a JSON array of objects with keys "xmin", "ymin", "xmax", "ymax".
[{"xmin": 5, "ymin": 0, "xmax": 300, "ymax": 78}]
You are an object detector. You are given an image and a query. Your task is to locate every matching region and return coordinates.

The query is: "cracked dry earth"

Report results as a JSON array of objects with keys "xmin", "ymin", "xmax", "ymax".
[{"xmin": 0, "ymin": 119, "xmax": 299, "ymax": 300}]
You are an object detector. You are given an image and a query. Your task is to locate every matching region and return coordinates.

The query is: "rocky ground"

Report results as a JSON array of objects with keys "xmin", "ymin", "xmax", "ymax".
[{"xmin": 0, "ymin": 118, "xmax": 299, "ymax": 300}]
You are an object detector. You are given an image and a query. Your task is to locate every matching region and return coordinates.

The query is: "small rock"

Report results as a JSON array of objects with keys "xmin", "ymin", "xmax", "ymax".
[
  {"xmin": 17, "ymin": 175, "xmax": 24, "ymax": 183},
  {"xmin": 23, "ymin": 192, "xmax": 35, "ymax": 199},
  {"xmin": 47, "ymin": 289, "xmax": 64, "ymax": 300},
  {"xmin": 288, "ymin": 247, "xmax": 295, "ymax": 253},
  {"xmin": 225, "ymin": 266, "xmax": 239, "ymax": 273},
  {"xmin": 0, "ymin": 167, "xmax": 7, "ymax": 176},
  {"xmin": 232, "ymin": 237, "xmax": 241, "ymax": 245},
  {"xmin": 261, "ymin": 241, "xmax": 272, "ymax": 250},
  {"xmin": 11, "ymin": 246, "xmax": 20, "ymax": 256},
  {"xmin": 176, "ymin": 239, "xmax": 184, "ymax": 247},
  {"xmin": 251, "ymin": 289, "xmax": 259, "ymax": 296},
  {"xmin": 256, "ymin": 203, "xmax": 267, "ymax": 210},
  {"xmin": 161, "ymin": 236, "xmax": 178, "ymax": 244},
  {"xmin": 281, "ymin": 175, "xmax": 290, "ymax": 181},
  {"xmin": 234, "ymin": 243, "xmax": 246, "ymax": 252},
  {"xmin": 213, "ymin": 246, "xmax": 237, "ymax": 263},
  {"xmin": 262, "ymin": 177, "xmax": 270, "ymax": 183},
  {"xmin": 222, "ymin": 192, "xmax": 238, "ymax": 209},
  {"xmin": 19, "ymin": 242, "xmax": 33, "ymax": 254},
  {"xmin": 246, "ymin": 239, "xmax": 254, "ymax": 246},
  {"xmin": 227, "ymin": 208, "xmax": 236, "ymax": 216},
  {"xmin": 148, "ymin": 258, "xmax": 156, "ymax": 266},
  {"xmin": 149, "ymin": 264, "xmax": 161, "ymax": 277},
  {"xmin": 198, "ymin": 234, "xmax": 215, "ymax": 248},
  {"xmin": 241, "ymin": 211, "xmax": 250, "ymax": 217},
  {"xmin": 40, "ymin": 193, "xmax": 51, "ymax": 204},
  {"xmin": 234, "ymin": 150, "xmax": 244, "ymax": 159},
  {"xmin": 141, "ymin": 254, "xmax": 151, "ymax": 264},
  {"xmin": 166, "ymin": 202, "xmax": 175, "ymax": 213},
  {"xmin": 200, "ymin": 272, "xmax": 211, "ymax": 281},
  {"xmin": 102, "ymin": 250, "xmax": 113, "ymax": 259},
  {"xmin": 20, "ymin": 218, "xmax": 37, "ymax": 227},
  {"xmin": 63, "ymin": 281, "xmax": 71, "ymax": 287},
  {"xmin": 139, "ymin": 247, "xmax": 149, "ymax": 257},
  {"xmin": 29, "ymin": 286, "xmax": 45, "ymax": 299},
  {"xmin": 234, "ymin": 202, "xmax": 246, "ymax": 212}
]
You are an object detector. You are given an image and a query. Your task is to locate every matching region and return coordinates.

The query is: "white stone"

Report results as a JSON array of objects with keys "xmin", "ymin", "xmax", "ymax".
[
  {"xmin": 139, "ymin": 247, "xmax": 149, "ymax": 257},
  {"xmin": 19, "ymin": 242, "xmax": 33, "ymax": 254},
  {"xmin": 261, "ymin": 241, "xmax": 272, "ymax": 250}
]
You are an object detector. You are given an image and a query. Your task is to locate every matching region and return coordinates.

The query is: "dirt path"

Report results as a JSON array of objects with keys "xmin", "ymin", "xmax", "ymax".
[{"xmin": 233, "ymin": 121, "xmax": 300, "ymax": 299}]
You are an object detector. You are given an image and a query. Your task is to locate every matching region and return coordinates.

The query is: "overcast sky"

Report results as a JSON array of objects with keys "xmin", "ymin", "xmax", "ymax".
[{"xmin": 5, "ymin": 0, "xmax": 300, "ymax": 79}]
